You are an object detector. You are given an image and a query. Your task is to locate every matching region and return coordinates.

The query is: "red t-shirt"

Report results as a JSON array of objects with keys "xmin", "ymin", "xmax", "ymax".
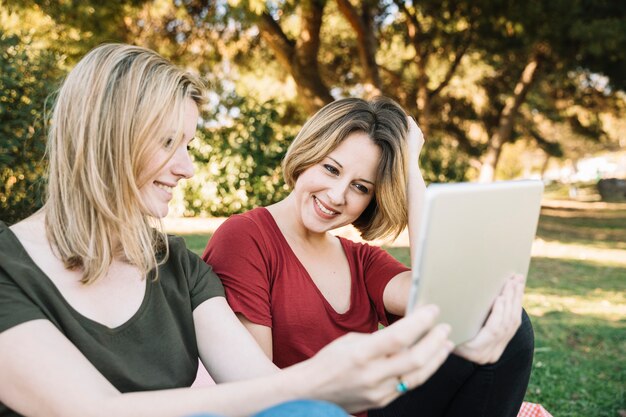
[{"xmin": 202, "ymin": 207, "xmax": 409, "ymax": 369}]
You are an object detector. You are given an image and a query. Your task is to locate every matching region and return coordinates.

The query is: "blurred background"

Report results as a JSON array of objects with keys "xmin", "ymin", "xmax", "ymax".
[
  {"xmin": 2, "ymin": 2, "xmax": 625, "ymax": 416},
  {"xmin": 1, "ymin": 0, "xmax": 625, "ymax": 224}
]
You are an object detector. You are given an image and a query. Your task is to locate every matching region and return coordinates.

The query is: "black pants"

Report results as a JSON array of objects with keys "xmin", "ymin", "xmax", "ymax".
[{"xmin": 369, "ymin": 309, "xmax": 534, "ymax": 417}]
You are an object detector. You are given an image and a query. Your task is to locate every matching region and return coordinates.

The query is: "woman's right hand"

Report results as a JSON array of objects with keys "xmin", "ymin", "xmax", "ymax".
[{"xmin": 296, "ymin": 305, "xmax": 453, "ymax": 413}]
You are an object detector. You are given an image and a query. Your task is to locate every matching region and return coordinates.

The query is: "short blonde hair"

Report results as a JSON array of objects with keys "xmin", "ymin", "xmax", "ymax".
[
  {"xmin": 283, "ymin": 97, "xmax": 409, "ymax": 241},
  {"xmin": 45, "ymin": 43, "xmax": 205, "ymax": 284}
]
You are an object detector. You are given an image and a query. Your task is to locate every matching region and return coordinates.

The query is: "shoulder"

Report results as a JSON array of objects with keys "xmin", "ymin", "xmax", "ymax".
[
  {"xmin": 163, "ymin": 234, "xmax": 209, "ymax": 277},
  {"xmin": 162, "ymin": 234, "xmax": 225, "ymax": 299},
  {"xmin": 215, "ymin": 208, "xmax": 272, "ymax": 234},
  {"xmin": 209, "ymin": 208, "xmax": 275, "ymax": 250},
  {"xmin": 0, "ymin": 220, "xmax": 42, "ymax": 275}
]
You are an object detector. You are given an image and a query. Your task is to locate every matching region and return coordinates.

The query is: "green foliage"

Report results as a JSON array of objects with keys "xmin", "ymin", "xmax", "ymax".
[
  {"xmin": 420, "ymin": 134, "xmax": 470, "ymax": 183},
  {"xmin": 3, "ymin": 1, "xmax": 626, "ymax": 218},
  {"xmin": 182, "ymin": 94, "xmax": 300, "ymax": 216},
  {"xmin": 0, "ymin": 30, "xmax": 61, "ymax": 224}
]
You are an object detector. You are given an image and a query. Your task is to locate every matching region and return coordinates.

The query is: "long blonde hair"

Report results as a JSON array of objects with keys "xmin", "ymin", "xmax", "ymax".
[
  {"xmin": 45, "ymin": 43, "xmax": 205, "ymax": 284},
  {"xmin": 282, "ymin": 97, "xmax": 409, "ymax": 241}
]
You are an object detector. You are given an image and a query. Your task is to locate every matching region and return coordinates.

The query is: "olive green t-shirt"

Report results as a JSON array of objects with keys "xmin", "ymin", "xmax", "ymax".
[{"xmin": 0, "ymin": 222, "xmax": 224, "ymax": 417}]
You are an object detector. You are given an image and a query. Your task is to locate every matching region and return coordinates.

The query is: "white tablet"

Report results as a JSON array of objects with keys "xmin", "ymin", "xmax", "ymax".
[{"xmin": 406, "ymin": 180, "xmax": 543, "ymax": 345}]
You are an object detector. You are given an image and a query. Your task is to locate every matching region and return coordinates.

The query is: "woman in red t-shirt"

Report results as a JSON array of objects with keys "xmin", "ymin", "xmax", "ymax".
[{"xmin": 204, "ymin": 97, "xmax": 534, "ymax": 417}]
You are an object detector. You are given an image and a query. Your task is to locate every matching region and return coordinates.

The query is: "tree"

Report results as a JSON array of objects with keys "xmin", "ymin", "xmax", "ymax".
[
  {"xmin": 224, "ymin": 0, "xmax": 626, "ymax": 181},
  {"xmin": 3, "ymin": 1, "xmax": 625, "ymax": 221},
  {"xmin": 0, "ymin": 30, "xmax": 62, "ymax": 224}
]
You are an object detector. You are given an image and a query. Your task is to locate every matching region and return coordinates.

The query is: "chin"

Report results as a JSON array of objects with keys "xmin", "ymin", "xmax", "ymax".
[
  {"xmin": 146, "ymin": 203, "xmax": 169, "ymax": 219},
  {"xmin": 153, "ymin": 208, "xmax": 169, "ymax": 218}
]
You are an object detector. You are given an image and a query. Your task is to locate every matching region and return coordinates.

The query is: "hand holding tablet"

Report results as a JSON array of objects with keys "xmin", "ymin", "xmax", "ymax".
[{"xmin": 406, "ymin": 180, "xmax": 543, "ymax": 346}]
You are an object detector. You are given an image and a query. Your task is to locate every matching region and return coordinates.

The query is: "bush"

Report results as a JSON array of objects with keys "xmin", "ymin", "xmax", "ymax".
[{"xmin": 0, "ymin": 31, "xmax": 62, "ymax": 224}]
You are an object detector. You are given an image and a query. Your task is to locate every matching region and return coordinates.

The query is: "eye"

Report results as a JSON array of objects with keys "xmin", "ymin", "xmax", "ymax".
[
  {"xmin": 353, "ymin": 183, "xmax": 370, "ymax": 194},
  {"xmin": 164, "ymin": 137, "xmax": 174, "ymax": 149},
  {"xmin": 323, "ymin": 164, "xmax": 339, "ymax": 175}
]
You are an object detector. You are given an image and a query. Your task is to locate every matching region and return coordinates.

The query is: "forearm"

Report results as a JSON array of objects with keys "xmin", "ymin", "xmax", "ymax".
[
  {"xmin": 408, "ymin": 163, "xmax": 426, "ymax": 266},
  {"xmin": 405, "ymin": 117, "xmax": 427, "ymax": 267},
  {"xmin": 100, "ymin": 368, "xmax": 309, "ymax": 417}
]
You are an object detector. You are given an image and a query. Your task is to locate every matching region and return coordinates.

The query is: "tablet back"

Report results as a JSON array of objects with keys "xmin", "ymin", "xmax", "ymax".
[{"xmin": 406, "ymin": 180, "xmax": 543, "ymax": 345}]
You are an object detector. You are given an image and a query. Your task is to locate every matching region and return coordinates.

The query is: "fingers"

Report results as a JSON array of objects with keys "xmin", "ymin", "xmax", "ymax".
[
  {"xmin": 387, "ymin": 324, "xmax": 454, "ymax": 389},
  {"xmin": 455, "ymin": 274, "xmax": 526, "ymax": 364},
  {"xmin": 512, "ymin": 274, "xmax": 525, "ymax": 316},
  {"xmin": 406, "ymin": 116, "xmax": 425, "ymax": 153},
  {"xmin": 378, "ymin": 323, "xmax": 452, "ymax": 379},
  {"xmin": 358, "ymin": 304, "xmax": 440, "ymax": 361},
  {"xmin": 354, "ymin": 322, "xmax": 453, "ymax": 409}
]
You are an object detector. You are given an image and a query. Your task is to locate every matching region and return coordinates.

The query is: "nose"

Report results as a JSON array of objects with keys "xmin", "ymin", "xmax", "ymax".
[
  {"xmin": 326, "ymin": 181, "xmax": 348, "ymax": 206},
  {"xmin": 172, "ymin": 148, "xmax": 195, "ymax": 179}
]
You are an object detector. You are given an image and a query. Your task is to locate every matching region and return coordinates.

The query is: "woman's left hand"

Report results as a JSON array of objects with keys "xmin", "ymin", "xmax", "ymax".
[
  {"xmin": 453, "ymin": 274, "xmax": 525, "ymax": 365},
  {"xmin": 407, "ymin": 116, "xmax": 425, "ymax": 160}
]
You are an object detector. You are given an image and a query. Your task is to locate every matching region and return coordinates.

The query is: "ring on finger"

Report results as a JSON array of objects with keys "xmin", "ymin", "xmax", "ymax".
[{"xmin": 395, "ymin": 377, "xmax": 409, "ymax": 394}]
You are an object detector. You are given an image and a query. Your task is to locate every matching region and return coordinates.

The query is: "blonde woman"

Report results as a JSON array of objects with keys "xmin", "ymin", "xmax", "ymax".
[
  {"xmin": 204, "ymin": 97, "xmax": 534, "ymax": 417},
  {"xmin": 0, "ymin": 44, "xmax": 454, "ymax": 417}
]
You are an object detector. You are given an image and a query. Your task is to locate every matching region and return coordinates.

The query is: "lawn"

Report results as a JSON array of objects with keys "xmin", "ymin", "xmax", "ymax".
[{"xmin": 179, "ymin": 199, "xmax": 626, "ymax": 417}]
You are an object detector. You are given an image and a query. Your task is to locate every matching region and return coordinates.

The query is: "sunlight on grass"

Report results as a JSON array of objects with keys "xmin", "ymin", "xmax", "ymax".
[
  {"xmin": 524, "ymin": 292, "xmax": 625, "ymax": 321},
  {"xmin": 532, "ymin": 239, "xmax": 626, "ymax": 265}
]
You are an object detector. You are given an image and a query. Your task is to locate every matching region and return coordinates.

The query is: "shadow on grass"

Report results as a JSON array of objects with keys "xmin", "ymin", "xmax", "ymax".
[
  {"xmin": 536, "ymin": 206, "xmax": 626, "ymax": 250},
  {"xmin": 527, "ymin": 257, "xmax": 626, "ymax": 297}
]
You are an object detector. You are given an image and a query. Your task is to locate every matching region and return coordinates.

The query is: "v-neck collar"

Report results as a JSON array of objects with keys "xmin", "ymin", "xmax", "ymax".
[
  {"xmin": 255, "ymin": 208, "xmax": 357, "ymax": 318},
  {"xmin": 0, "ymin": 221, "xmax": 152, "ymax": 333}
]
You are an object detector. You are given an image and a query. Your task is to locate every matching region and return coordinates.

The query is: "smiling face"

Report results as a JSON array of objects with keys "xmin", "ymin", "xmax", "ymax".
[
  {"xmin": 138, "ymin": 98, "xmax": 199, "ymax": 218},
  {"xmin": 291, "ymin": 131, "xmax": 381, "ymax": 234}
]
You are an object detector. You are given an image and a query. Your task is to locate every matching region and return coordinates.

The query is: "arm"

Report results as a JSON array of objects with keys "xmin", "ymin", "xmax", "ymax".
[
  {"xmin": 382, "ymin": 117, "xmax": 425, "ymax": 317},
  {"xmin": 406, "ymin": 117, "xmax": 427, "ymax": 268},
  {"xmin": 201, "ymin": 214, "xmax": 275, "ymax": 360},
  {"xmin": 0, "ymin": 318, "xmax": 299, "ymax": 417},
  {"xmin": 194, "ymin": 297, "xmax": 276, "ymax": 381},
  {"xmin": 237, "ymin": 313, "xmax": 274, "ymax": 359},
  {"xmin": 0, "ymin": 301, "xmax": 453, "ymax": 416},
  {"xmin": 381, "ymin": 118, "xmax": 524, "ymax": 364}
]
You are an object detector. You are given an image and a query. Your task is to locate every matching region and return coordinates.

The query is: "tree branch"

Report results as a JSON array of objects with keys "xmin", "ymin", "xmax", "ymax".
[
  {"xmin": 257, "ymin": 12, "xmax": 295, "ymax": 73},
  {"xmin": 479, "ymin": 43, "xmax": 550, "ymax": 181},
  {"xmin": 430, "ymin": 34, "xmax": 471, "ymax": 98},
  {"xmin": 336, "ymin": 0, "xmax": 382, "ymax": 94}
]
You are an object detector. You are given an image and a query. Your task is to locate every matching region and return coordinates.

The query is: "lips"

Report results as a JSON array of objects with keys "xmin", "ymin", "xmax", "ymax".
[
  {"xmin": 154, "ymin": 181, "xmax": 174, "ymax": 193},
  {"xmin": 314, "ymin": 196, "xmax": 339, "ymax": 216}
]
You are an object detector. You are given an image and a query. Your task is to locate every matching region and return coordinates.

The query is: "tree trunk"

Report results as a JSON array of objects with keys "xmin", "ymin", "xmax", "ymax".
[
  {"xmin": 335, "ymin": 0, "xmax": 382, "ymax": 96},
  {"xmin": 257, "ymin": 0, "xmax": 333, "ymax": 114},
  {"xmin": 399, "ymin": 1, "xmax": 432, "ymax": 135},
  {"xmin": 479, "ymin": 47, "xmax": 545, "ymax": 182}
]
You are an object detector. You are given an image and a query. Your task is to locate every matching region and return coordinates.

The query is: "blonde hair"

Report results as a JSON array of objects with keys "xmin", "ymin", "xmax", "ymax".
[
  {"xmin": 283, "ymin": 97, "xmax": 409, "ymax": 241},
  {"xmin": 45, "ymin": 43, "xmax": 205, "ymax": 284}
]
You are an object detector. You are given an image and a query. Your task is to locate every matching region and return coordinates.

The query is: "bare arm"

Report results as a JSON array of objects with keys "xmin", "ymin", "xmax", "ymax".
[
  {"xmin": 0, "ymin": 298, "xmax": 452, "ymax": 416},
  {"xmin": 406, "ymin": 117, "xmax": 427, "ymax": 268},
  {"xmin": 383, "ymin": 117, "xmax": 426, "ymax": 317},
  {"xmin": 237, "ymin": 313, "xmax": 274, "ymax": 359},
  {"xmin": 381, "ymin": 118, "xmax": 524, "ymax": 364},
  {"xmin": 194, "ymin": 297, "xmax": 276, "ymax": 380},
  {"xmin": 0, "ymin": 300, "xmax": 298, "ymax": 417}
]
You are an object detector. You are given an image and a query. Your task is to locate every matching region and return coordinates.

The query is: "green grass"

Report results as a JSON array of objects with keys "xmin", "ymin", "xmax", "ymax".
[
  {"xmin": 180, "ymin": 200, "xmax": 626, "ymax": 417},
  {"xmin": 181, "ymin": 234, "xmax": 211, "ymax": 256}
]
